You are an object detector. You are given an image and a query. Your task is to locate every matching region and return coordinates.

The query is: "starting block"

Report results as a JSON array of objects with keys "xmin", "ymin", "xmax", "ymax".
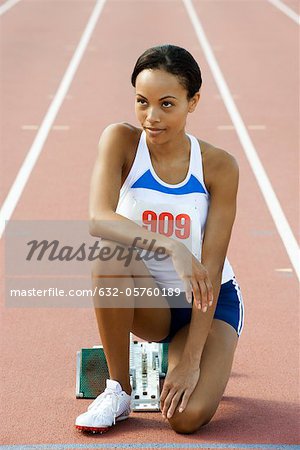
[{"xmin": 76, "ymin": 333, "xmax": 169, "ymax": 412}]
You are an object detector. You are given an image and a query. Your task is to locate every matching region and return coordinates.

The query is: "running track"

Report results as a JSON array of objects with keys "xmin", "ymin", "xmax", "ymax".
[{"xmin": 1, "ymin": 0, "xmax": 299, "ymax": 448}]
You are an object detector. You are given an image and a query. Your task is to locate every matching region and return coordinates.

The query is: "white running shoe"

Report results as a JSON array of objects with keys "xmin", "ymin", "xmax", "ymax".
[{"xmin": 75, "ymin": 379, "xmax": 132, "ymax": 434}]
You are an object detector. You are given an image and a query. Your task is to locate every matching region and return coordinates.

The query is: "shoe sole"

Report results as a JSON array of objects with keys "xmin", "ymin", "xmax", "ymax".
[
  {"xmin": 75, "ymin": 414, "xmax": 130, "ymax": 434},
  {"xmin": 75, "ymin": 425, "xmax": 110, "ymax": 434}
]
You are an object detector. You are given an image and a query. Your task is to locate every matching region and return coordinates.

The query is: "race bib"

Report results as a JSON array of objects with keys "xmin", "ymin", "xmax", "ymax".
[{"xmin": 129, "ymin": 199, "xmax": 202, "ymax": 259}]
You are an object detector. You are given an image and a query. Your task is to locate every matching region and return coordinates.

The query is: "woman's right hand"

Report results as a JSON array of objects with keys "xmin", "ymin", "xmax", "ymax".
[{"xmin": 170, "ymin": 241, "xmax": 213, "ymax": 312}]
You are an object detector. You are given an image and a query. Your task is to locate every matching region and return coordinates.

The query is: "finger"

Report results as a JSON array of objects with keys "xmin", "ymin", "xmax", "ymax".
[
  {"xmin": 183, "ymin": 279, "xmax": 192, "ymax": 303},
  {"xmin": 198, "ymin": 279, "xmax": 208, "ymax": 312},
  {"xmin": 206, "ymin": 278, "xmax": 214, "ymax": 307},
  {"xmin": 190, "ymin": 279, "xmax": 201, "ymax": 309},
  {"xmin": 160, "ymin": 385, "xmax": 170, "ymax": 410},
  {"xmin": 162, "ymin": 390, "xmax": 175, "ymax": 418},
  {"xmin": 162, "ymin": 392, "xmax": 172, "ymax": 418},
  {"xmin": 178, "ymin": 389, "xmax": 192, "ymax": 413},
  {"xmin": 166, "ymin": 392, "xmax": 183, "ymax": 419},
  {"xmin": 160, "ymin": 385, "xmax": 170, "ymax": 415}
]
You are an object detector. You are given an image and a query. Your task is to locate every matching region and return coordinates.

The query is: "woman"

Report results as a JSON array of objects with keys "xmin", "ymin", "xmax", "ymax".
[{"xmin": 75, "ymin": 44, "xmax": 244, "ymax": 435}]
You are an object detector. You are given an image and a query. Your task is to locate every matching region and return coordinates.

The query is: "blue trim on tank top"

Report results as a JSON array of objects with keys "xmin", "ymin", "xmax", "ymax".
[{"xmin": 131, "ymin": 169, "xmax": 206, "ymax": 195}]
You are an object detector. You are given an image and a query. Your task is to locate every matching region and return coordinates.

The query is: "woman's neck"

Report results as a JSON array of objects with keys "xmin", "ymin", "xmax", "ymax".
[{"xmin": 146, "ymin": 130, "xmax": 190, "ymax": 163}]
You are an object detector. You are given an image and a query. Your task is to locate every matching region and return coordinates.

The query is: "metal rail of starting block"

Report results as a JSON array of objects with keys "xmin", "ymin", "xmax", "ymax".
[{"xmin": 76, "ymin": 333, "xmax": 169, "ymax": 412}]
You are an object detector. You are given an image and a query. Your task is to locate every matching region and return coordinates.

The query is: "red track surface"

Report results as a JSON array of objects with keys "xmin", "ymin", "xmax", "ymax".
[{"xmin": 1, "ymin": 0, "xmax": 299, "ymax": 448}]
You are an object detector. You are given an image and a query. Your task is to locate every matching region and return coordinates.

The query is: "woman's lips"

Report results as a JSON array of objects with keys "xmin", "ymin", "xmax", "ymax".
[{"xmin": 145, "ymin": 128, "xmax": 165, "ymax": 137}]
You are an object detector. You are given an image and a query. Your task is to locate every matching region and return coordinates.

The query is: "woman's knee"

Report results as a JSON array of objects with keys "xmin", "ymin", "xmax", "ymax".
[
  {"xmin": 168, "ymin": 403, "xmax": 216, "ymax": 434},
  {"xmin": 91, "ymin": 239, "xmax": 134, "ymax": 277}
]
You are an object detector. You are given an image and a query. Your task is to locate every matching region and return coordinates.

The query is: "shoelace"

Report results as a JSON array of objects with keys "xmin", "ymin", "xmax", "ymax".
[{"xmin": 88, "ymin": 389, "xmax": 121, "ymax": 425}]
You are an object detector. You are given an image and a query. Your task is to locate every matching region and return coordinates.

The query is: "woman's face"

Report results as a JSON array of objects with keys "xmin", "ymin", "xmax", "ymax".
[{"xmin": 135, "ymin": 69, "xmax": 200, "ymax": 143}]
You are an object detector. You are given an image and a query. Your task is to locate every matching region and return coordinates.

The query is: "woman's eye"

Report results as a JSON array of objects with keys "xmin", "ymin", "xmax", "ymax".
[
  {"xmin": 162, "ymin": 101, "xmax": 173, "ymax": 108},
  {"xmin": 137, "ymin": 99, "xmax": 147, "ymax": 106}
]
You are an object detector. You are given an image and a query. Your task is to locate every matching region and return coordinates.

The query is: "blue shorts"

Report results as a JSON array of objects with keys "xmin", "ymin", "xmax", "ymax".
[{"xmin": 157, "ymin": 277, "xmax": 245, "ymax": 343}]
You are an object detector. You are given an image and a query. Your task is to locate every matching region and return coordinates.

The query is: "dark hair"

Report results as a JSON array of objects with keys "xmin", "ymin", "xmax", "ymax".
[{"xmin": 131, "ymin": 44, "xmax": 202, "ymax": 99}]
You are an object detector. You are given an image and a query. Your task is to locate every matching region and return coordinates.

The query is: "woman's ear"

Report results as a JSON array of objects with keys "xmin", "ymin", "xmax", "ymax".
[{"xmin": 188, "ymin": 91, "xmax": 201, "ymax": 113}]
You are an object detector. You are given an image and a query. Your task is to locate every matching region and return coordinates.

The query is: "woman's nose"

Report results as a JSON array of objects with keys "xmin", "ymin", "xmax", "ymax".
[{"xmin": 147, "ymin": 107, "xmax": 161, "ymax": 123}]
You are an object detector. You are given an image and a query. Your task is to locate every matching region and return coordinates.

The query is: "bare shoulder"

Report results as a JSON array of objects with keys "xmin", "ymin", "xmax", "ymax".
[
  {"xmin": 97, "ymin": 123, "xmax": 142, "ymax": 179},
  {"xmin": 198, "ymin": 139, "xmax": 239, "ymax": 192},
  {"xmin": 99, "ymin": 122, "xmax": 141, "ymax": 152}
]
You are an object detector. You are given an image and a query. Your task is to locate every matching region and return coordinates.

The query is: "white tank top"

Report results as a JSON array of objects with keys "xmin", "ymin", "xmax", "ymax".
[{"xmin": 116, "ymin": 131, "xmax": 234, "ymax": 290}]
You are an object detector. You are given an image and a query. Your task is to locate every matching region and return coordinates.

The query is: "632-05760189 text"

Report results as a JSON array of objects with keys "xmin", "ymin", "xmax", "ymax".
[{"xmin": 96, "ymin": 287, "xmax": 181, "ymax": 296}]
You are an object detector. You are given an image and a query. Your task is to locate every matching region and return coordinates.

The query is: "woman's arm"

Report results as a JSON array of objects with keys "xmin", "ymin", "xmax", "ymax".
[
  {"xmin": 181, "ymin": 147, "xmax": 239, "ymax": 365},
  {"xmin": 159, "ymin": 146, "xmax": 239, "ymax": 419}
]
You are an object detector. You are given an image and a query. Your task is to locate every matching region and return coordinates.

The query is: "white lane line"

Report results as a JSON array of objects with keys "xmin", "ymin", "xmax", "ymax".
[
  {"xmin": 215, "ymin": 94, "xmax": 239, "ymax": 100},
  {"xmin": 183, "ymin": 0, "xmax": 300, "ymax": 281},
  {"xmin": 0, "ymin": 0, "xmax": 21, "ymax": 16},
  {"xmin": 218, "ymin": 125, "xmax": 235, "ymax": 130},
  {"xmin": 0, "ymin": 0, "xmax": 106, "ymax": 239},
  {"xmin": 267, "ymin": 0, "xmax": 300, "ymax": 25},
  {"xmin": 275, "ymin": 268, "xmax": 293, "ymax": 272},
  {"xmin": 22, "ymin": 125, "xmax": 70, "ymax": 131},
  {"xmin": 48, "ymin": 94, "xmax": 72, "ymax": 100},
  {"xmin": 21, "ymin": 125, "xmax": 39, "ymax": 131}
]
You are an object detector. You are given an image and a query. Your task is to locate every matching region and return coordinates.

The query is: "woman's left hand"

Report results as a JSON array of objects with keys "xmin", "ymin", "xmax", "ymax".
[{"xmin": 160, "ymin": 362, "xmax": 200, "ymax": 419}]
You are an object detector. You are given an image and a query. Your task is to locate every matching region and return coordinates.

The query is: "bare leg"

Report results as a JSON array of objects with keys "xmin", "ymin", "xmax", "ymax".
[
  {"xmin": 166, "ymin": 319, "xmax": 239, "ymax": 434},
  {"xmin": 93, "ymin": 277, "xmax": 135, "ymax": 395},
  {"xmin": 91, "ymin": 240, "xmax": 171, "ymax": 396}
]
